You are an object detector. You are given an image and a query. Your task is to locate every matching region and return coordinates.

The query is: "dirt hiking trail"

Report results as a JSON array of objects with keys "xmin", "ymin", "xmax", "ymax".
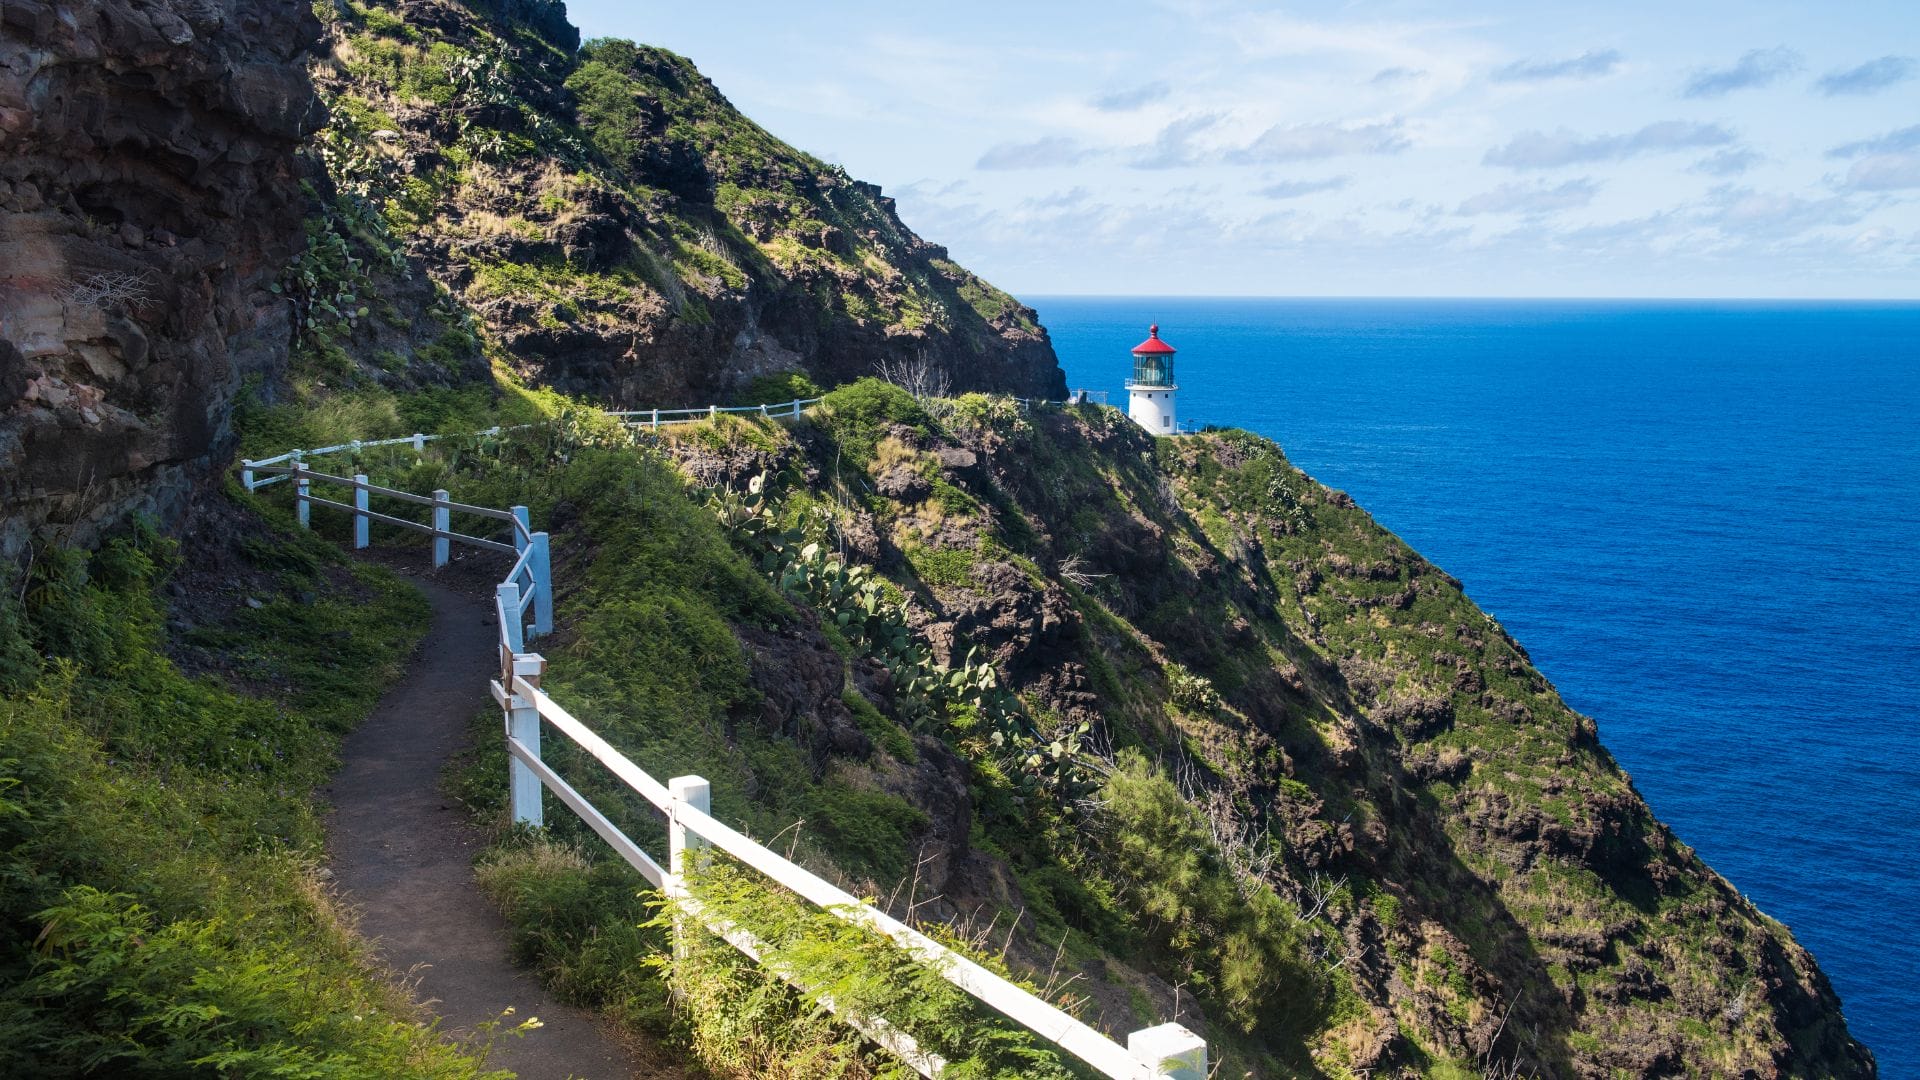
[{"xmin": 326, "ymin": 571, "xmax": 642, "ymax": 1079}]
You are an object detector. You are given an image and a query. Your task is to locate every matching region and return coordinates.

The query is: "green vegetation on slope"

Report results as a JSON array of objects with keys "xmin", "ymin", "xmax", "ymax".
[
  {"xmin": 222, "ymin": 367, "xmax": 1869, "ymax": 1077},
  {"xmin": 267, "ymin": 383, "xmax": 1345, "ymax": 1077},
  {"xmin": 294, "ymin": 0, "xmax": 1061, "ymax": 408},
  {"xmin": 0, "ymin": 504, "xmax": 501, "ymax": 1076}
]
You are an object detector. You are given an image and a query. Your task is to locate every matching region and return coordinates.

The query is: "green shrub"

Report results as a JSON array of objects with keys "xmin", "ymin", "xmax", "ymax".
[
  {"xmin": 0, "ymin": 509, "xmax": 478, "ymax": 1076},
  {"xmin": 1163, "ymin": 662, "xmax": 1220, "ymax": 713},
  {"xmin": 817, "ymin": 378, "xmax": 929, "ymax": 463},
  {"xmin": 739, "ymin": 370, "xmax": 823, "ymax": 407},
  {"xmin": 476, "ymin": 837, "xmax": 667, "ymax": 1030},
  {"xmin": 1095, "ymin": 754, "xmax": 1323, "ymax": 1040},
  {"xmin": 905, "ymin": 545, "xmax": 979, "ymax": 591},
  {"xmin": 18, "ymin": 886, "xmax": 500, "ymax": 1078},
  {"xmin": 655, "ymin": 861, "xmax": 1076, "ymax": 1079},
  {"xmin": 568, "ymin": 48, "xmax": 645, "ymax": 164},
  {"xmin": 843, "ymin": 684, "xmax": 916, "ymax": 763}
]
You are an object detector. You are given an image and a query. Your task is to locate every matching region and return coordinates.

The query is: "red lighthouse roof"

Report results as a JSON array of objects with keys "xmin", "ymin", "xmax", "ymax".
[{"xmin": 1131, "ymin": 324, "xmax": 1176, "ymax": 355}]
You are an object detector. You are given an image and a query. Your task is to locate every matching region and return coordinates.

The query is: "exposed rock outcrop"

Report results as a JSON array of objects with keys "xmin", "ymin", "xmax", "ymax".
[
  {"xmin": 305, "ymin": 0, "xmax": 1066, "ymax": 406},
  {"xmin": 0, "ymin": 0, "xmax": 321, "ymax": 556}
]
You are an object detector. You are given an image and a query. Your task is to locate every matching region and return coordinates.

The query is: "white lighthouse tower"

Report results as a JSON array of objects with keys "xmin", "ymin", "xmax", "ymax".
[{"xmin": 1126, "ymin": 324, "xmax": 1179, "ymax": 435}]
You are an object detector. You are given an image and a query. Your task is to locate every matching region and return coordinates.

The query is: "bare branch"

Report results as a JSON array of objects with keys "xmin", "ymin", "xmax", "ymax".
[
  {"xmin": 875, "ymin": 351, "xmax": 952, "ymax": 401},
  {"xmin": 59, "ymin": 270, "xmax": 153, "ymax": 309}
]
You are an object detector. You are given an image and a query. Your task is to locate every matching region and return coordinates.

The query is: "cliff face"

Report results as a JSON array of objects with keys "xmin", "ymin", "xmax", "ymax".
[
  {"xmin": 300, "ymin": 0, "xmax": 1064, "ymax": 405},
  {"xmin": 636, "ymin": 394, "xmax": 1874, "ymax": 1078},
  {"xmin": 0, "ymin": 0, "xmax": 321, "ymax": 557}
]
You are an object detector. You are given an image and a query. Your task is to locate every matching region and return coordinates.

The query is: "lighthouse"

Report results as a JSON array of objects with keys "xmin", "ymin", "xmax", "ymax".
[{"xmin": 1126, "ymin": 324, "xmax": 1179, "ymax": 435}]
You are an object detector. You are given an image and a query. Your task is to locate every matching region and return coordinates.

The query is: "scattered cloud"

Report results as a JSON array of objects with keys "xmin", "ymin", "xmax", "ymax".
[
  {"xmin": 1027, "ymin": 187, "xmax": 1094, "ymax": 209},
  {"xmin": 1457, "ymin": 178, "xmax": 1600, "ymax": 216},
  {"xmin": 1815, "ymin": 56, "xmax": 1915, "ymax": 96},
  {"xmin": 1699, "ymin": 184, "xmax": 1863, "ymax": 237},
  {"xmin": 1693, "ymin": 147, "xmax": 1765, "ymax": 176},
  {"xmin": 1826, "ymin": 127, "xmax": 1920, "ymax": 190},
  {"xmin": 1092, "ymin": 81, "xmax": 1171, "ymax": 111},
  {"xmin": 1259, "ymin": 176, "xmax": 1353, "ymax": 199},
  {"xmin": 1826, "ymin": 124, "xmax": 1920, "ymax": 159},
  {"xmin": 976, "ymin": 136, "xmax": 1093, "ymax": 170},
  {"xmin": 1491, "ymin": 49, "xmax": 1622, "ymax": 83},
  {"xmin": 1370, "ymin": 66, "xmax": 1424, "ymax": 86},
  {"xmin": 1484, "ymin": 121, "xmax": 1735, "ymax": 169},
  {"xmin": 1228, "ymin": 119, "xmax": 1410, "ymax": 164},
  {"xmin": 1841, "ymin": 155, "xmax": 1920, "ymax": 191},
  {"xmin": 1683, "ymin": 47, "xmax": 1801, "ymax": 99},
  {"xmin": 1131, "ymin": 114, "xmax": 1222, "ymax": 169}
]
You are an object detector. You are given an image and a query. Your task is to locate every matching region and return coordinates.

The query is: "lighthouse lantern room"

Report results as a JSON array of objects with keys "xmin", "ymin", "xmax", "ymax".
[{"xmin": 1126, "ymin": 324, "xmax": 1179, "ymax": 435}]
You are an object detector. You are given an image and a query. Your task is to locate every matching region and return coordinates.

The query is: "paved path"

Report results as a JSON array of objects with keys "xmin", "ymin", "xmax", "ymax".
[{"xmin": 327, "ymin": 574, "xmax": 638, "ymax": 1079}]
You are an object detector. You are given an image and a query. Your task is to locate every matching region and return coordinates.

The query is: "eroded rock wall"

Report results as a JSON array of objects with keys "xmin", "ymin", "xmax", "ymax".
[{"xmin": 0, "ymin": 0, "xmax": 321, "ymax": 556}]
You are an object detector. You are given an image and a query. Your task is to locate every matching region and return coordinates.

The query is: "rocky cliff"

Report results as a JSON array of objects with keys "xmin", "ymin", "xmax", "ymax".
[
  {"xmin": 0, "ymin": 0, "xmax": 322, "ymax": 557},
  {"xmin": 624, "ymin": 392, "xmax": 1875, "ymax": 1077},
  {"xmin": 0, "ymin": 0, "xmax": 1064, "ymax": 553},
  {"xmin": 294, "ymin": 0, "xmax": 1065, "ymax": 406}
]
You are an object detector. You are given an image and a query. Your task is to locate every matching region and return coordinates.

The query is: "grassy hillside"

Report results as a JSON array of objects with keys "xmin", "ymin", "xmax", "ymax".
[
  {"xmin": 269, "ymin": 380, "xmax": 1869, "ymax": 1078},
  {"xmin": 280, "ymin": 0, "xmax": 1063, "ymax": 420},
  {"xmin": 0, "ymin": 494, "xmax": 507, "ymax": 1076}
]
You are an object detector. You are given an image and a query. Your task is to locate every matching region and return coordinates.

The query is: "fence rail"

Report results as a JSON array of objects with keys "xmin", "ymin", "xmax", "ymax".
[
  {"xmin": 238, "ymin": 388, "xmax": 1113, "ymax": 484},
  {"xmin": 494, "ymin": 670, "xmax": 1206, "ymax": 1079},
  {"xmin": 605, "ymin": 396, "xmax": 823, "ymax": 428},
  {"xmin": 238, "ymin": 385, "xmax": 1203, "ymax": 1079},
  {"xmin": 242, "ymin": 463, "xmax": 552, "ymax": 645}
]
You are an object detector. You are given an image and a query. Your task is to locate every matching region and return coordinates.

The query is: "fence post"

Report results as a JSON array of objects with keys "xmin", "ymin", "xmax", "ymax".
[
  {"xmin": 432, "ymin": 489, "xmax": 451, "ymax": 568},
  {"xmin": 792, "ymin": 398, "xmax": 802, "ymax": 420},
  {"xmin": 353, "ymin": 474, "xmax": 370, "ymax": 549},
  {"xmin": 668, "ymin": 775, "xmax": 712, "ymax": 958},
  {"xmin": 412, "ymin": 432, "xmax": 425, "ymax": 452},
  {"xmin": 708, "ymin": 404, "xmax": 717, "ymax": 420},
  {"xmin": 760, "ymin": 402, "xmax": 769, "ymax": 418},
  {"xmin": 1127, "ymin": 1024, "xmax": 1206, "ymax": 1079},
  {"xmin": 511, "ymin": 506, "xmax": 531, "ymax": 557},
  {"xmin": 295, "ymin": 464, "xmax": 311, "ymax": 529},
  {"xmin": 651, "ymin": 408, "xmax": 659, "ymax": 430},
  {"xmin": 496, "ymin": 582, "xmax": 524, "ymax": 655},
  {"xmin": 504, "ymin": 651, "xmax": 545, "ymax": 828},
  {"xmin": 241, "ymin": 460, "xmax": 256, "ymax": 493},
  {"xmin": 530, "ymin": 531, "xmax": 553, "ymax": 638}
]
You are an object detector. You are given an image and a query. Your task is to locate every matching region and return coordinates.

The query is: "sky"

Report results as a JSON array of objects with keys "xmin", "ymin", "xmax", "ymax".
[{"xmin": 564, "ymin": 1, "xmax": 1920, "ymax": 298}]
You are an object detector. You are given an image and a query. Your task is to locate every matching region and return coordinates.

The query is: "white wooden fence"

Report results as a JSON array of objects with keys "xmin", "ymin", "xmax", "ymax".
[
  {"xmin": 236, "ymin": 389, "xmax": 1108, "ymax": 490},
  {"xmin": 604, "ymin": 397, "xmax": 823, "ymax": 428},
  {"xmin": 238, "ymin": 390, "xmax": 1205, "ymax": 1079}
]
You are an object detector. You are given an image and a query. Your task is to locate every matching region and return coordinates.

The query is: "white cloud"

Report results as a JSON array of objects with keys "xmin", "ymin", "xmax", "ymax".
[
  {"xmin": 1842, "ymin": 155, "xmax": 1920, "ymax": 192},
  {"xmin": 1131, "ymin": 114, "xmax": 1223, "ymax": 169},
  {"xmin": 1699, "ymin": 185, "xmax": 1863, "ymax": 237},
  {"xmin": 976, "ymin": 136, "xmax": 1094, "ymax": 170},
  {"xmin": 1258, "ymin": 176, "xmax": 1352, "ymax": 199},
  {"xmin": 1815, "ymin": 56, "xmax": 1915, "ymax": 96},
  {"xmin": 1093, "ymin": 81, "xmax": 1171, "ymax": 111},
  {"xmin": 1484, "ymin": 121, "xmax": 1735, "ymax": 169},
  {"xmin": 1491, "ymin": 49, "xmax": 1621, "ymax": 83},
  {"xmin": 1683, "ymin": 47, "xmax": 1801, "ymax": 99},
  {"xmin": 1457, "ymin": 178, "xmax": 1600, "ymax": 216},
  {"xmin": 1228, "ymin": 119, "xmax": 1410, "ymax": 163},
  {"xmin": 1827, "ymin": 125, "xmax": 1920, "ymax": 159},
  {"xmin": 1692, "ymin": 147, "xmax": 1764, "ymax": 177},
  {"xmin": 1370, "ymin": 67, "xmax": 1424, "ymax": 86}
]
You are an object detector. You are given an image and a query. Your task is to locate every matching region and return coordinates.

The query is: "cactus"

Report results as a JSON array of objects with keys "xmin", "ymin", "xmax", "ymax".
[{"xmin": 701, "ymin": 472, "xmax": 1094, "ymax": 799}]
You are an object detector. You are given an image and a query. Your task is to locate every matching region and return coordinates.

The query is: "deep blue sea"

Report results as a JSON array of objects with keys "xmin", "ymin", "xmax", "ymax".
[{"xmin": 1034, "ymin": 297, "xmax": 1920, "ymax": 1075}]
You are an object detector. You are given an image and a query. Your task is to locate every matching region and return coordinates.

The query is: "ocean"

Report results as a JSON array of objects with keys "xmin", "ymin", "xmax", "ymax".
[{"xmin": 1033, "ymin": 297, "xmax": 1920, "ymax": 1074}]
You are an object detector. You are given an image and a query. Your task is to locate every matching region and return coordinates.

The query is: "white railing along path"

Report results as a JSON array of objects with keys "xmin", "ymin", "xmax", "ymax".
[
  {"xmin": 238, "ymin": 393, "xmax": 1204, "ymax": 1079},
  {"xmin": 238, "ymin": 389, "xmax": 1110, "ymax": 488}
]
